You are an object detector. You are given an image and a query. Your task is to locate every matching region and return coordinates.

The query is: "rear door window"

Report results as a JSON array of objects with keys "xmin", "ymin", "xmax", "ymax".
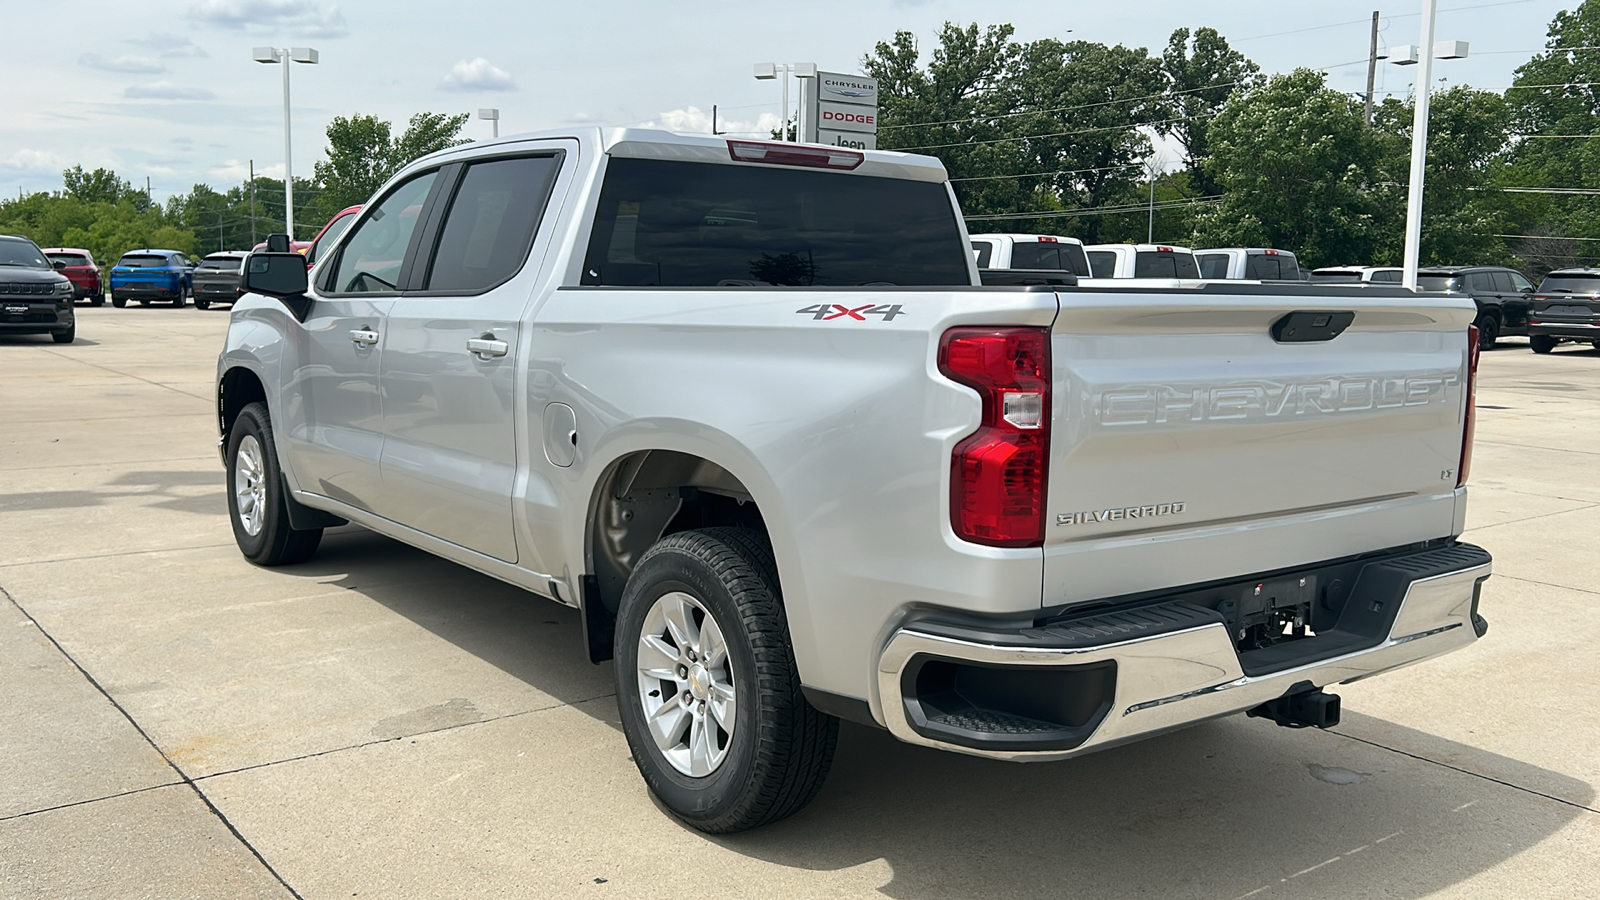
[
  {"xmin": 1467, "ymin": 272, "xmax": 1495, "ymax": 293},
  {"xmin": 323, "ymin": 171, "xmax": 439, "ymax": 294},
  {"xmin": 1087, "ymin": 251, "xmax": 1116, "ymax": 278},
  {"xmin": 1490, "ymin": 271, "xmax": 1516, "ymax": 293},
  {"xmin": 423, "ymin": 154, "xmax": 564, "ymax": 292},
  {"xmin": 580, "ymin": 157, "xmax": 971, "ymax": 286},
  {"xmin": 1198, "ymin": 253, "xmax": 1228, "ymax": 279}
]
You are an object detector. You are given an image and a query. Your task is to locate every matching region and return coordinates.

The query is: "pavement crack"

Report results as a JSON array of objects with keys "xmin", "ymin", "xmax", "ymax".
[
  {"xmin": 0, "ymin": 782, "xmax": 185, "ymax": 823},
  {"xmin": 1494, "ymin": 573, "xmax": 1600, "ymax": 598},
  {"xmin": 0, "ymin": 584, "xmax": 307, "ymax": 900},
  {"xmin": 1328, "ymin": 729, "xmax": 1600, "ymax": 815},
  {"xmin": 40, "ymin": 348, "xmax": 214, "ymax": 403},
  {"xmin": 0, "ymin": 542, "xmax": 237, "ymax": 570}
]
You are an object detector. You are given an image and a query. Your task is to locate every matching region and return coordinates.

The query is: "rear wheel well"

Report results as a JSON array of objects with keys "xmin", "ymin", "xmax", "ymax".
[
  {"xmin": 219, "ymin": 367, "xmax": 267, "ymax": 447},
  {"xmin": 584, "ymin": 450, "xmax": 768, "ymax": 663}
]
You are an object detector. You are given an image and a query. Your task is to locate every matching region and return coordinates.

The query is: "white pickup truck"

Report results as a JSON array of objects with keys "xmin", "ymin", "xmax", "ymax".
[
  {"xmin": 1086, "ymin": 242, "xmax": 1201, "ymax": 279},
  {"xmin": 218, "ymin": 129, "xmax": 1491, "ymax": 833}
]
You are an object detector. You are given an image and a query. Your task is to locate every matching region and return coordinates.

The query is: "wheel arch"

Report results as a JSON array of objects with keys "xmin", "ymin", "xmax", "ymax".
[{"xmin": 217, "ymin": 364, "xmax": 268, "ymax": 454}]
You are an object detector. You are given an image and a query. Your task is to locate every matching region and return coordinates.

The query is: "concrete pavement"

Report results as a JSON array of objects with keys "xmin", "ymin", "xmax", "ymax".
[{"xmin": 2, "ymin": 307, "xmax": 1597, "ymax": 899}]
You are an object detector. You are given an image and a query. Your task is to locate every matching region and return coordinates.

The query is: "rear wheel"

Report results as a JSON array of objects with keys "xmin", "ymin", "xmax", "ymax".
[
  {"xmin": 1474, "ymin": 313, "xmax": 1500, "ymax": 350},
  {"xmin": 111, "ymin": 292, "xmax": 125, "ymax": 308},
  {"xmin": 1530, "ymin": 335, "xmax": 1558, "ymax": 354},
  {"xmin": 195, "ymin": 298, "xmax": 210, "ymax": 310},
  {"xmin": 226, "ymin": 402, "xmax": 323, "ymax": 566},
  {"xmin": 90, "ymin": 292, "xmax": 104, "ymax": 307},
  {"xmin": 614, "ymin": 528, "xmax": 837, "ymax": 834}
]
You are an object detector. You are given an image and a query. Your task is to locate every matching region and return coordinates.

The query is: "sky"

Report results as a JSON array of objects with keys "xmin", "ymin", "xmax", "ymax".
[{"xmin": 0, "ymin": 0, "xmax": 1572, "ymax": 205}]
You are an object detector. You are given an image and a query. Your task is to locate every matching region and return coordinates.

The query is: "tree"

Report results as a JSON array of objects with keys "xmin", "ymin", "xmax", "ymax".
[
  {"xmin": 1160, "ymin": 27, "xmax": 1260, "ymax": 195},
  {"xmin": 313, "ymin": 111, "xmax": 471, "ymax": 211},
  {"xmin": 61, "ymin": 166, "xmax": 133, "ymax": 205},
  {"xmin": 1192, "ymin": 69, "xmax": 1388, "ymax": 267}
]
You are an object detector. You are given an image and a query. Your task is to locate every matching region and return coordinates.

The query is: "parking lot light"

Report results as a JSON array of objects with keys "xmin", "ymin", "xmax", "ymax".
[
  {"xmin": 479, "ymin": 108, "xmax": 500, "ymax": 139},
  {"xmin": 253, "ymin": 46, "xmax": 319, "ymax": 241}
]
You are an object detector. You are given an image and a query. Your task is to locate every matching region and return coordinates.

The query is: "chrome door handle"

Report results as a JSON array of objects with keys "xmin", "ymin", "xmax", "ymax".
[
  {"xmin": 349, "ymin": 329, "xmax": 379, "ymax": 346},
  {"xmin": 467, "ymin": 337, "xmax": 508, "ymax": 359}
]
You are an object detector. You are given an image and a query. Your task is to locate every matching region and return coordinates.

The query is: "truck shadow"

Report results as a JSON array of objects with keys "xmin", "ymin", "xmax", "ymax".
[{"xmin": 289, "ymin": 527, "xmax": 1592, "ymax": 900}]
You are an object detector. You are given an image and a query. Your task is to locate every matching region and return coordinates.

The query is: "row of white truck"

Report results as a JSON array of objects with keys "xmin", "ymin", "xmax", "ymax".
[{"xmin": 970, "ymin": 233, "xmax": 1405, "ymax": 284}]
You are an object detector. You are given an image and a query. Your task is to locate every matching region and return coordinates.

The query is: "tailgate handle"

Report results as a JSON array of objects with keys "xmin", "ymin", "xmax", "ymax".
[{"xmin": 1272, "ymin": 310, "xmax": 1354, "ymax": 343}]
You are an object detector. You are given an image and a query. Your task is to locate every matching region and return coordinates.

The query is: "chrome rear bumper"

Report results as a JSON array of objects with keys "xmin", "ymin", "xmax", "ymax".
[{"xmin": 875, "ymin": 548, "xmax": 1491, "ymax": 762}]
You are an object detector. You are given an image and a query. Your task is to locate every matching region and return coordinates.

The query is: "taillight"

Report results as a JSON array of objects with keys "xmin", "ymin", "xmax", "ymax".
[
  {"xmin": 726, "ymin": 140, "xmax": 863, "ymax": 170},
  {"xmin": 1459, "ymin": 325, "xmax": 1480, "ymax": 487},
  {"xmin": 938, "ymin": 327, "xmax": 1051, "ymax": 547}
]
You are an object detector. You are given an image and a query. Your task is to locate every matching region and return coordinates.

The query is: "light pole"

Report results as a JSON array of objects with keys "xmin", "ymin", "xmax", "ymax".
[
  {"xmin": 1389, "ymin": 1, "xmax": 1468, "ymax": 289},
  {"xmin": 253, "ymin": 46, "xmax": 318, "ymax": 240},
  {"xmin": 753, "ymin": 62, "xmax": 816, "ymax": 141},
  {"xmin": 479, "ymin": 108, "xmax": 500, "ymax": 139}
]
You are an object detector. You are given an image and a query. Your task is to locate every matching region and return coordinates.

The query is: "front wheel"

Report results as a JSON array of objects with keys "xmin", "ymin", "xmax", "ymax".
[
  {"xmin": 1530, "ymin": 335, "xmax": 1558, "ymax": 354},
  {"xmin": 51, "ymin": 321, "xmax": 75, "ymax": 344},
  {"xmin": 226, "ymin": 402, "xmax": 323, "ymax": 566},
  {"xmin": 614, "ymin": 528, "xmax": 838, "ymax": 834}
]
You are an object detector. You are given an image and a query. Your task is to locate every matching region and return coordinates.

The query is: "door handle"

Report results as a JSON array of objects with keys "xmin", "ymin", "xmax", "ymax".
[
  {"xmin": 467, "ymin": 337, "xmax": 509, "ymax": 359},
  {"xmin": 350, "ymin": 328, "xmax": 379, "ymax": 346}
]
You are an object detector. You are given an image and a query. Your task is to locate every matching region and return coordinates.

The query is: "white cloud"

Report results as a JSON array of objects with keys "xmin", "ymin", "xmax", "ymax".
[
  {"xmin": 210, "ymin": 159, "xmax": 283, "ymax": 180},
  {"xmin": 79, "ymin": 54, "xmax": 167, "ymax": 74},
  {"xmin": 3, "ymin": 149, "xmax": 68, "ymax": 173},
  {"xmin": 129, "ymin": 33, "xmax": 210, "ymax": 59},
  {"xmin": 187, "ymin": 0, "xmax": 349, "ymax": 38},
  {"xmin": 125, "ymin": 83, "xmax": 218, "ymax": 101},
  {"xmin": 639, "ymin": 106, "xmax": 781, "ymax": 139},
  {"xmin": 439, "ymin": 58, "xmax": 516, "ymax": 93}
]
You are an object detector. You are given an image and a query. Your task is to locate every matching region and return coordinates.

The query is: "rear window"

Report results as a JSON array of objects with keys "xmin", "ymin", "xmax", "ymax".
[
  {"xmin": 1197, "ymin": 253, "xmax": 1228, "ymax": 279},
  {"xmin": 1087, "ymin": 251, "xmax": 1116, "ymax": 278},
  {"xmin": 117, "ymin": 254, "xmax": 170, "ymax": 268},
  {"xmin": 1369, "ymin": 269, "xmax": 1402, "ymax": 283},
  {"xmin": 971, "ymin": 241, "xmax": 993, "ymax": 268},
  {"xmin": 1009, "ymin": 241, "xmax": 1090, "ymax": 276},
  {"xmin": 1245, "ymin": 254, "xmax": 1299, "ymax": 280},
  {"xmin": 47, "ymin": 253, "xmax": 91, "ymax": 267},
  {"xmin": 1134, "ymin": 250, "xmax": 1199, "ymax": 279},
  {"xmin": 580, "ymin": 158, "xmax": 972, "ymax": 286},
  {"xmin": 197, "ymin": 256, "xmax": 242, "ymax": 272},
  {"xmin": 1309, "ymin": 270, "xmax": 1361, "ymax": 284},
  {"xmin": 1538, "ymin": 273, "xmax": 1600, "ymax": 294},
  {"xmin": 1417, "ymin": 274, "xmax": 1462, "ymax": 291}
]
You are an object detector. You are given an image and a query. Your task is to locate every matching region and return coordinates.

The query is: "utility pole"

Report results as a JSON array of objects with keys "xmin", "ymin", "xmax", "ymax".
[
  {"xmin": 249, "ymin": 160, "xmax": 257, "ymax": 246},
  {"xmin": 1365, "ymin": 11, "xmax": 1381, "ymax": 125}
]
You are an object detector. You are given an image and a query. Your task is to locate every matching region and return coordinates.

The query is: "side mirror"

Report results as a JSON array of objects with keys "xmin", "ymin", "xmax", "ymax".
[
  {"xmin": 51, "ymin": 260, "xmax": 66, "ymax": 271},
  {"xmin": 243, "ymin": 252, "xmax": 309, "ymax": 298},
  {"xmin": 265, "ymin": 232, "xmax": 292, "ymax": 253}
]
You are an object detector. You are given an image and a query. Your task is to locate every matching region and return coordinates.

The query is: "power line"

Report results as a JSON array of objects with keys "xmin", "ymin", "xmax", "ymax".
[
  {"xmin": 1495, "ymin": 234, "xmax": 1600, "ymax": 241},
  {"xmin": 1472, "ymin": 185, "xmax": 1600, "ymax": 193},
  {"xmin": 964, "ymin": 195, "xmax": 1224, "ymax": 222},
  {"xmin": 1235, "ymin": 1, "xmax": 1536, "ymax": 43},
  {"xmin": 950, "ymin": 163, "xmax": 1144, "ymax": 183},
  {"xmin": 894, "ymin": 114, "xmax": 1214, "ymax": 152},
  {"xmin": 878, "ymin": 81, "xmax": 1250, "ymax": 132}
]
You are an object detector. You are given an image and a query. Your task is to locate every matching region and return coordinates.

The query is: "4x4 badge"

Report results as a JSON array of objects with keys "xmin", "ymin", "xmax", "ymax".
[{"xmin": 796, "ymin": 303, "xmax": 906, "ymax": 321}]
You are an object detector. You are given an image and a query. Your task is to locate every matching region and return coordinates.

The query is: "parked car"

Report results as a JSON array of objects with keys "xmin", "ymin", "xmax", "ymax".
[
  {"xmin": 109, "ymin": 249, "xmax": 194, "ymax": 307},
  {"xmin": 42, "ymin": 247, "xmax": 103, "ymax": 305},
  {"xmin": 306, "ymin": 205, "xmax": 362, "ymax": 268},
  {"xmin": 1526, "ymin": 267, "xmax": 1600, "ymax": 353},
  {"xmin": 1084, "ymin": 243, "xmax": 1200, "ymax": 278},
  {"xmin": 1308, "ymin": 266, "xmax": 1404, "ymax": 284},
  {"xmin": 192, "ymin": 251, "xmax": 250, "ymax": 310},
  {"xmin": 217, "ymin": 128, "xmax": 1490, "ymax": 833},
  {"xmin": 1416, "ymin": 265, "xmax": 1537, "ymax": 350},
  {"xmin": 251, "ymin": 238, "xmax": 312, "ymax": 260},
  {"xmin": 0, "ymin": 234, "xmax": 76, "ymax": 343},
  {"xmin": 1194, "ymin": 247, "xmax": 1301, "ymax": 281},
  {"xmin": 969, "ymin": 233, "xmax": 1090, "ymax": 276}
]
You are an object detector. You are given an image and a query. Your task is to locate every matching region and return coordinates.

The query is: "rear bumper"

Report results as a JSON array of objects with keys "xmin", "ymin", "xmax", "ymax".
[
  {"xmin": 112, "ymin": 283, "xmax": 182, "ymax": 298},
  {"xmin": 875, "ymin": 543, "xmax": 1491, "ymax": 761},
  {"xmin": 1528, "ymin": 321, "xmax": 1600, "ymax": 339}
]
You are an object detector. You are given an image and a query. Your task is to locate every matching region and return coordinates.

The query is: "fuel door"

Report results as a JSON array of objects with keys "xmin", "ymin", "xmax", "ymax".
[{"xmin": 543, "ymin": 402, "xmax": 578, "ymax": 467}]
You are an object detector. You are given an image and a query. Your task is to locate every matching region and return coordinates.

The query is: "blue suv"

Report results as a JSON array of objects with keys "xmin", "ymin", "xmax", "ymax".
[{"xmin": 109, "ymin": 249, "xmax": 194, "ymax": 307}]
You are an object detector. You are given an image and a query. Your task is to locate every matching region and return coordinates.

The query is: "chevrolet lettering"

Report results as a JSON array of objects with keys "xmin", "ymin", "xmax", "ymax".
[{"xmin": 215, "ymin": 128, "xmax": 1490, "ymax": 835}]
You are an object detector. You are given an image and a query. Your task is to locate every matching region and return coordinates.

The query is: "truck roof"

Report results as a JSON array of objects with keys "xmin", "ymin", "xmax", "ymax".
[{"xmin": 970, "ymin": 233, "xmax": 1086, "ymax": 245}]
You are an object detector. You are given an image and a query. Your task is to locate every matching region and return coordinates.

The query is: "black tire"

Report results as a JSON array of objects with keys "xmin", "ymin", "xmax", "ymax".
[
  {"xmin": 1530, "ymin": 334, "xmax": 1558, "ymax": 354},
  {"xmin": 1591, "ymin": 341, "xmax": 1600, "ymax": 351},
  {"xmin": 51, "ymin": 321, "xmax": 75, "ymax": 344},
  {"xmin": 195, "ymin": 299, "xmax": 210, "ymax": 310},
  {"xmin": 1474, "ymin": 313, "xmax": 1500, "ymax": 350},
  {"xmin": 90, "ymin": 292, "xmax": 104, "ymax": 307},
  {"xmin": 173, "ymin": 289, "xmax": 186, "ymax": 308},
  {"xmin": 614, "ymin": 527, "xmax": 838, "ymax": 834},
  {"xmin": 225, "ymin": 402, "xmax": 323, "ymax": 566},
  {"xmin": 111, "ymin": 292, "xmax": 125, "ymax": 308}
]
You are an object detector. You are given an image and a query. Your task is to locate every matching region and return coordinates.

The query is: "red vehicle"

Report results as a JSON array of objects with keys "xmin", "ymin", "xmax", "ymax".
[
  {"xmin": 306, "ymin": 205, "xmax": 362, "ymax": 267},
  {"xmin": 42, "ymin": 248, "xmax": 103, "ymax": 306}
]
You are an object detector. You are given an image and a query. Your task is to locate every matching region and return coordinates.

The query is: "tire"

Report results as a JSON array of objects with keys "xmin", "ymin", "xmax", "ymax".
[
  {"xmin": 195, "ymin": 299, "xmax": 210, "ymax": 310},
  {"xmin": 111, "ymin": 292, "xmax": 126, "ymax": 308},
  {"xmin": 1474, "ymin": 313, "xmax": 1500, "ymax": 350},
  {"xmin": 614, "ymin": 527, "xmax": 838, "ymax": 834},
  {"xmin": 90, "ymin": 292, "xmax": 104, "ymax": 307},
  {"xmin": 1530, "ymin": 335, "xmax": 1558, "ymax": 354},
  {"xmin": 225, "ymin": 402, "xmax": 323, "ymax": 566},
  {"xmin": 173, "ymin": 288, "xmax": 186, "ymax": 308},
  {"xmin": 51, "ymin": 321, "xmax": 75, "ymax": 344}
]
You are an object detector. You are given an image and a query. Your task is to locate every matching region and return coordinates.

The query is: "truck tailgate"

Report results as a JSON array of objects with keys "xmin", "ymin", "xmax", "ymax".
[{"xmin": 1043, "ymin": 285, "xmax": 1476, "ymax": 607}]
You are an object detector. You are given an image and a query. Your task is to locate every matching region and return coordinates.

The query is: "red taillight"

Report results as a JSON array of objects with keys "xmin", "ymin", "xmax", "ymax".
[
  {"xmin": 1038, "ymin": 236, "xmax": 1058, "ymax": 243},
  {"xmin": 938, "ymin": 327, "xmax": 1051, "ymax": 547},
  {"xmin": 726, "ymin": 140, "xmax": 863, "ymax": 170},
  {"xmin": 1459, "ymin": 325, "xmax": 1480, "ymax": 487}
]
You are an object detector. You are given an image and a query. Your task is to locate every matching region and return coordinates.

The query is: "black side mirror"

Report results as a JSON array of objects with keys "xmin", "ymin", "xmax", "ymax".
[
  {"xmin": 265, "ymin": 232, "xmax": 291, "ymax": 253},
  {"xmin": 244, "ymin": 252, "xmax": 309, "ymax": 297},
  {"xmin": 51, "ymin": 260, "xmax": 66, "ymax": 271}
]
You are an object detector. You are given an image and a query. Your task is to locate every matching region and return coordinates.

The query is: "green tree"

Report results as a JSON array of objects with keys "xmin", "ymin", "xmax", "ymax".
[
  {"xmin": 1160, "ymin": 27, "xmax": 1260, "ymax": 196},
  {"xmin": 61, "ymin": 166, "xmax": 133, "ymax": 205},
  {"xmin": 1193, "ymin": 69, "xmax": 1388, "ymax": 266},
  {"xmin": 313, "ymin": 111, "xmax": 471, "ymax": 211}
]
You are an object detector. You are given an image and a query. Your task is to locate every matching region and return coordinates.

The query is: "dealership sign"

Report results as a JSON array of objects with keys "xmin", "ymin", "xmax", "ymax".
[{"xmin": 803, "ymin": 71, "xmax": 879, "ymax": 150}]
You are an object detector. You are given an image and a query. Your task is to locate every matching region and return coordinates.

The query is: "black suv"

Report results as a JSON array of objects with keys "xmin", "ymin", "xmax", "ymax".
[
  {"xmin": 0, "ymin": 234, "xmax": 76, "ymax": 344},
  {"xmin": 1527, "ymin": 268, "xmax": 1600, "ymax": 354},
  {"xmin": 1416, "ymin": 266, "xmax": 1536, "ymax": 350},
  {"xmin": 191, "ymin": 251, "xmax": 249, "ymax": 310}
]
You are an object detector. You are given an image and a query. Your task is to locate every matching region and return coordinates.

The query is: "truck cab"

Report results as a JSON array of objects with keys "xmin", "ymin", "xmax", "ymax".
[
  {"xmin": 969, "ymin": 233, "xmax": 1090, "ymax": 277},
  {"xmin": 1084, "ymin": 243, "xmax": 1200, "ymax": 279},
  {"xmin": 1194, "ymin": 247, "xmax": 1301, "ymax": 281}
]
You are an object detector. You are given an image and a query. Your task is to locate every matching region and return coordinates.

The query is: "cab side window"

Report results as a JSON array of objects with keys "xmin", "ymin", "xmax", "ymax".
[
  {"xmin": 423, "ymin": 154, "xmax": 563, "ymax": 292},
  {"xmin": 324, "ymin": 171, "xmax": 439, "ymax": 294}
]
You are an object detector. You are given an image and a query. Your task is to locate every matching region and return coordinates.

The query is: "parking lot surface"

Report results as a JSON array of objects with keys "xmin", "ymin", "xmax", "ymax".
[{"xmin": 2, "ymin": 308, "xmax": 1598, "ymax": 899}]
